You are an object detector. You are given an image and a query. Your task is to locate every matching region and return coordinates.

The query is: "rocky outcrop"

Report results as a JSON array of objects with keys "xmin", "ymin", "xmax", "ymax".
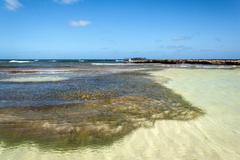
[{"xmin": 129, "ymin": 59, "xmax": 240, "ymax": 65}]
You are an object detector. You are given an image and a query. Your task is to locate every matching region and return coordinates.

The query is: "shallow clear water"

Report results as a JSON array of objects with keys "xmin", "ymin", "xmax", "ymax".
[
  {"xmin": 149, "ymin": 68, "xmax": 240, "ymax": 160},
  {"xmin": 0, "ymin": 63, "xmax": 239, "ymax": 159}
]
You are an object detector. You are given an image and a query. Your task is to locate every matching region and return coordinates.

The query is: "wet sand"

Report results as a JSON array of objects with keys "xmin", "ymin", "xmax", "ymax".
[{"xmin": 148, "ymin": 68, "xmax": 240, "ymax": 160}]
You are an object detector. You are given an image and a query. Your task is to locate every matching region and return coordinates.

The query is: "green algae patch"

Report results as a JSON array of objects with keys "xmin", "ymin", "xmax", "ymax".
[{"xmin": 0, "ymin": 71, "xmax": 205, "ymax": 151}]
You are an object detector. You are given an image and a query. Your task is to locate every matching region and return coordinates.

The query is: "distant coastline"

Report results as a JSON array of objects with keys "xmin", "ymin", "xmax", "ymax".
[{"xmin": 127, "ymin": 59, "xmax": 240, "ymax": 65}]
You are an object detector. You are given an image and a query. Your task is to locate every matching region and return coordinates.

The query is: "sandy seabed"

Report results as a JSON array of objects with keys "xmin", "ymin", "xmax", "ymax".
[{"xmin": 1, "ymin": 68, "xmax": 240, "ymax": 160}]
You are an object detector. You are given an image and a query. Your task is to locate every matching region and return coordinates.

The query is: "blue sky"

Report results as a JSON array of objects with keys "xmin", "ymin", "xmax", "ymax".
[{"xmin": 0, "ymin": 0, "xmax": 240, "ymax": 59}]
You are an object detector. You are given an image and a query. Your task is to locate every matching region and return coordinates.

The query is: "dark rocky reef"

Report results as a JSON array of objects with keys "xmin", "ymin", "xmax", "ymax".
[{"xmin": 129, "ymin": 59, "xmax": 240, "ymax": 65}]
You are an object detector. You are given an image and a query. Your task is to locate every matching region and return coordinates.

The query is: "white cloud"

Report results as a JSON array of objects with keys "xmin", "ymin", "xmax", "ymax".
[
  {"xmin": 54, "ymin": 0, "xmax": 82, "ymax": 5},
  {"xmin": 69, "ymin": 20, "xmax": 91, "ymax": 28},
  {"xmin": 4, "ymin": 0, "xmax": 22, "ymax": 11}
]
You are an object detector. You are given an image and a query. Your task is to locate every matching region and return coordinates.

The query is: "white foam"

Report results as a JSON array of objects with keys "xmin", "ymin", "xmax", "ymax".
[
  {"xmin": 0, "ymin": 76, "xmax": 68, "ymax": 82},
  {"xmin": 9, "ymin": 60, "xmax": 33, "ymax": 63},
  {"xmin": 115, "ymin": 59, "xmax": 125, "ymax": 62},
  {"xmin": 91, "ymin": 63, "xmax": 136, "ymax": 66}
]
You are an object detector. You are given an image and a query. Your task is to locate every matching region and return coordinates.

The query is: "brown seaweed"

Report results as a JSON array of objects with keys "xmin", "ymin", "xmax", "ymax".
[{"xmin": 0, "ymin": 71, "xmax": 205, "ymax": 151}]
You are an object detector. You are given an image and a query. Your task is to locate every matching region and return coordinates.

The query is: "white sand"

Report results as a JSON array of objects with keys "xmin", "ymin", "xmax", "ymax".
[{"xmin": 1, "ymin": 68, "xmax": 240, "ymax": 160}]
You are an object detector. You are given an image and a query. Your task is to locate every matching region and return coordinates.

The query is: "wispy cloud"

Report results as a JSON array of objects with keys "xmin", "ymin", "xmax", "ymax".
[
  {"xmin": 154, "ymin": 39, "xmax": 162, "ymax": 43},
  {"xmin": 54, "ymin": 0, "xmax": 82, "ymax": 5},
  {"xmin": 69, "ymin": 20, "xmax": 91, "ymax": 28},
  {"xmin": 100, "ymin": 47, "xmax": 110, "ymax": 50},
  {"xmin": 165, "ymin": 45, "xmax": 192, "ymax": 50},
  {"xmin": 4, "ymin": 0, "xmax": 22, "ymax": 11},
  {"xmin": 172, "ymin": 35, "xmax": 193, "ymax": 42},
  {"xmin": 215, "ymin": 37, "xmax": 222, "ymax": 43}
]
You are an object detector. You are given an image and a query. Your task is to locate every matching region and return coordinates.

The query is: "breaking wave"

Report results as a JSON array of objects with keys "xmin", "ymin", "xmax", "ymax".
[
  {"xmin": 9, "ymin": 60, "xmax": 33, "ymax": 63},
  {"xmin": 0, "ymin": 76, "xmax": 69, "ymax": 83}
]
